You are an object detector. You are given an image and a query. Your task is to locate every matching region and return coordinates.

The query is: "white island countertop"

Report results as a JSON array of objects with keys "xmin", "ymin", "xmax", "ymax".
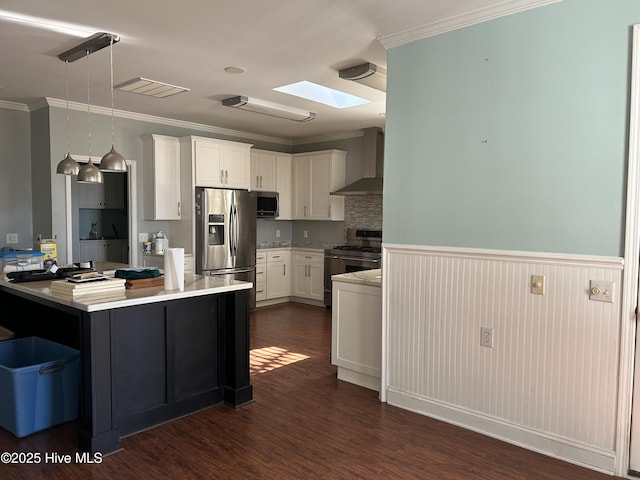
[
  {"xmin": 332, "ymin": 268, "xmax": 382, "ymax": 287},
  {"xmin": 0, "ymin": 274, "xmax": 252, "ymax": 312}
]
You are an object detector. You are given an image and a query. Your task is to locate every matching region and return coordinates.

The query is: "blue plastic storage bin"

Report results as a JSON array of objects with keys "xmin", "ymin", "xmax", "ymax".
[{"xmin": 0, "ymin": 337, "xmax": 80, "ymax": 438}]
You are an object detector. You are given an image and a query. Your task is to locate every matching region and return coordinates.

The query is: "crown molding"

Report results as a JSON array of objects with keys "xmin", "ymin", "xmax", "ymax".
[
  {"xmin": 8, "ymin": 97, "xmax": 370, "ymax": 147},
  {"xmin": 291, "ymin": 130, "xmax": 364, "ymax": 145},
  {"xmin": 41, "ymin": 97, "xmax": 293, "ymax": 146},
  {"xmin": 0, "ymin": 100, "xmax": 30, "ymax": 112},
  {"xmin": 378, "ymin": 0, "xmax": 562, "ymax": 49}
]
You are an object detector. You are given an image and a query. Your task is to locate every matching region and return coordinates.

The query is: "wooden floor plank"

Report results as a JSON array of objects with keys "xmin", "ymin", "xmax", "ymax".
[{"xmin": 0, "ymin": 302, "xmax": 624, "ymax": 479}]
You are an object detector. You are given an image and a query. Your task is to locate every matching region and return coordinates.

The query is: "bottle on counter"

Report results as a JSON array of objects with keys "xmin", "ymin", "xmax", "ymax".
[{"xmin": 154, "ymin": 231, "xmax": 167, "ymax": 254}]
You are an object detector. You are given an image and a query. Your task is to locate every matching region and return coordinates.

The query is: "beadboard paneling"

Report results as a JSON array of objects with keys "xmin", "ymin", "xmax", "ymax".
[{"xmin": 383, "ymin": 244, "xmax": 623, "ymax": 472}]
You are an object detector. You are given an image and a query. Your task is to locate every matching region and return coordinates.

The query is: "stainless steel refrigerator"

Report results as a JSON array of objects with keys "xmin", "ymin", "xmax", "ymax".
[{"xmin": 195, "ymin": 187, "xmax": 257, "ymax": 309}]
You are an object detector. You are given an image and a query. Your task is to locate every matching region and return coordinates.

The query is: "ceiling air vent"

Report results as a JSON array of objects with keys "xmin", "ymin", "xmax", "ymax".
[{"xmin": 115, "ymin": 77, "xmax": 190, "ymax": 98}]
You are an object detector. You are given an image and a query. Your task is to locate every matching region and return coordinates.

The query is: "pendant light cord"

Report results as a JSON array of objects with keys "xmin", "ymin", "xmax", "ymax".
[
  {"xmin": 86, "ymin": 49, "xmax": 91, "ymax": 161},
  {"xmin": 109, "ymin": 36, "xmax": 115, "ymax": 146},
  {"xmin": 65, "ymin": 60, "xmax": 70, "ymax": 155}
]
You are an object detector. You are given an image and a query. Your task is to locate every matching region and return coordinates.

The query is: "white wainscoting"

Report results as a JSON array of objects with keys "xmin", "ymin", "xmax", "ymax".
[{"xmin": 382, "ymin": 244, "xmax": 623, "ymax": 474}]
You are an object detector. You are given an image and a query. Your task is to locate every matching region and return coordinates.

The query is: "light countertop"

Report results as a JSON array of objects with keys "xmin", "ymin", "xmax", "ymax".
[
  {"xmin": 0, "ymin": 272, "xmax": 251, "ymax": 313},
  {"xmin": 257, "ymin": 243, "xmax": 328, "ymax": 251},
  {"xmin": 332, "ymin": 268, "xmax": 382, "ymax": 287}
]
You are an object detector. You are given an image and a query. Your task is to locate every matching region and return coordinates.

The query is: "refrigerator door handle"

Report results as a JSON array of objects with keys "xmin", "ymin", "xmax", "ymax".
[
  {"xmin": 233, "ymin": 203, "xmax": 238, "ymax": 258},
  {"xmin": 232, "ymin": 203, "xmax": 239, "ymax": 259},
  {"xmin": 229, "ymin": 203, "xmax": 235, "ymax": 259}
]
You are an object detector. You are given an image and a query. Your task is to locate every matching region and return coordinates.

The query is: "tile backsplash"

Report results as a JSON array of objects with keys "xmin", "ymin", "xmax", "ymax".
[{"xmin": 344, "ymin": 195, "xmax": 382, "ymax": 230}]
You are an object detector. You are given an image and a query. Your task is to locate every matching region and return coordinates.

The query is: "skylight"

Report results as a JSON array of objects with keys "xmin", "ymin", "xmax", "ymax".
[{"xmin": 274, "ymin": 81, "xmax": 370, "ymax": 109}]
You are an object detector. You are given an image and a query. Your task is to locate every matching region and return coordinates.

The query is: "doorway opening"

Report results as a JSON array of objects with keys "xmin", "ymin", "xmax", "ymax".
[{"xmin": 63, "ymin": 156, "xmax": 138, "ymax": 267}]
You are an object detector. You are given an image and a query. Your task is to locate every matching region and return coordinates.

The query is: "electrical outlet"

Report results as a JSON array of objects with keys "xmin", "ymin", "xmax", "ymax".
[
  {"xmin": 589, "ymin": 280, "xmax": 614, "ymax": 303},
  {"xmin": 139, "ymin": 232, "xmax": 149, "ymax": 242},
  {"xmin": 480, "ymin": 327, "xmax": 494, "ymax": 348},
  {"xmin": 303, "ymin": 230, "xmax": 308, "ymax": 238},
  {"xmin": 6, "ymin": 233, "xmax": 18, "ymax": 244},
  {"xmin": 276, "ymin": 230, "xmax": 280, "ymax": 238}
]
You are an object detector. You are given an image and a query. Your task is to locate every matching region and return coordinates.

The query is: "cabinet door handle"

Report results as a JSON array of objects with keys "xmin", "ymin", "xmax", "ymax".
[
  {"xmin": 283, "ymin": 264, "xmax": 286, "ymax": 276},
  {"xmin": 256, "ymin": 175, "xmax": 259, "ymax": 188},
  {"xmin": 220, "ymin": 170, "xmax": 224, "ymax": 183},
  {"xmin": 272, "ymin": 255, "xmax": 280, "ymax": 259},
  {"xmin": 177, "ymin": 202, "xmax": 181, "ymax": 217},
  {"xmin": 225, "ymin": 170, "xmax": 229, "ymax": 183}
]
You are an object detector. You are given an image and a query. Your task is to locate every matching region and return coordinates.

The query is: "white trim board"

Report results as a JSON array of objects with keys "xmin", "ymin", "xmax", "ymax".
[
  {"xmin": 378, "ymin": 0, "xmax": 562, "ymax": 48},
  {"xmin": 621, "ymin": 23, "xmax": 640, "ymax": 478}
]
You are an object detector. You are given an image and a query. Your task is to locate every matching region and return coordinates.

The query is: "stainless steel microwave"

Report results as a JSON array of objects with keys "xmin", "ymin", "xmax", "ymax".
[{"xmin": 256, "ymin": 191, "xmax": 279, "ymax": 218}]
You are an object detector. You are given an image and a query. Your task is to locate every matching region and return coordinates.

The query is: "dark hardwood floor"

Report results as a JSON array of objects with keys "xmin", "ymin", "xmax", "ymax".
[{"xmin": 0, "ymin": 303, "xmax": 625, "ymax": 479}]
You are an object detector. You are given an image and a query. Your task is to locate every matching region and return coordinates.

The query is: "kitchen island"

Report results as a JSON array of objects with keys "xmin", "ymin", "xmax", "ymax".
[
  {"xmin": 331, "ymin": 269, "xmax": 382, "ymax": 393},
  {"xmin": 0, "ymin": 271, "xmax": 253, "ymax": 455}
]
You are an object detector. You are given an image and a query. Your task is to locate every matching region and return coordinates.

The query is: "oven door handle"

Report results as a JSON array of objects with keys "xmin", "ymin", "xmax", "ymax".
[{"xmin": 341, "ymin": 257, "xmax": 380, "ymax": 263}]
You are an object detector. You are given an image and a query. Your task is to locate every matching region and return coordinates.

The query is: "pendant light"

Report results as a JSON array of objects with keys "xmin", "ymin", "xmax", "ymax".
[
  {"xmin": 56, "ymin": 60, "xmax": 81, "ymax": 175},
  {"xmin": 77, "ymin": 50, "xmax": 103, "ymax": 184},
  {"xmin": 99, "ymin": 35, "xmax": 127, "ymax": 172}
]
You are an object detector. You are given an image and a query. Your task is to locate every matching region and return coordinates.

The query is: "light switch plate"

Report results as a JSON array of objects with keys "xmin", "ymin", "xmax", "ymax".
[
  {"xmin": 6, "ymin": 233, "xmax": 18, "ymax": 244},
  {"xmin": 139, "ymin": 232, "xmax": 149, "ymax": 242},
  {"xmin": 589, "ymin": 280, "xmax": 614, "ymax": 303},
  {"xmin": 531, "ymin": 275, "xmax": 545, "ymax": 295}
]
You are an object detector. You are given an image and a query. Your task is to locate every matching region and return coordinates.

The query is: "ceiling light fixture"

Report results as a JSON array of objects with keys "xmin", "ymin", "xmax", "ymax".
[
  {"xmin": 99, "ymin": 35, "xmax": 127, "ymax": 173},
  {"xmin": 56, "ymin": 60, "xmax": 81, "ymax": 176},
  {"xmin": 338, "ymin": 62, "xmax": 387, "ymax": 92},
  {"xmin": 115, "ymin": 77, "xmax": 190, "ymax": 98},
  {"xmin": 58, "ymin": 32, "xmax": 119, "ymax": 63},
  {"xmin": 221, "ymin": 96, "xmax": 315, "ymax": 122},
  {"xmin": 0, "ymin": 9, "xmax": 95, "ymax": 37},
  {"xmin": 77, "ymin": 50, "xmax": 103, "ymax": 184},
  {"xmin": 224, "ymin": 66, "xmax": 247, "ymax": 74}
]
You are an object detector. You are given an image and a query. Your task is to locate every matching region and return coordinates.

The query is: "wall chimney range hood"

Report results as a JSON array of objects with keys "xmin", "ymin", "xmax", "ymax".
[{"xmin": 331, "ymin": 127, "xmax": 384, "ymax": 196}]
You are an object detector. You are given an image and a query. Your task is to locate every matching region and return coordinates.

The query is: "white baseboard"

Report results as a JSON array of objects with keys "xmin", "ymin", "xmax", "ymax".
[{"xmin": 386, "ymin": 386, "xmax": 615, "ymax": 474}]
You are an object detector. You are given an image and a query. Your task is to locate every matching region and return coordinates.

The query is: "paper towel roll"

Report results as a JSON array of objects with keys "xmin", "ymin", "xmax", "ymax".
[{"xmin": 164, "ymin": 248, "xmax": 184, "ymax": 291}]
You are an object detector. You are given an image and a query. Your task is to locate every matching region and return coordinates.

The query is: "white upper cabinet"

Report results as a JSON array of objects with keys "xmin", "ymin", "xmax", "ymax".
[
  {"xmin": 292, "ymin": 150, "xmax": 346, "ymax": 221},
  {"xmin": 182, "ymin": 136, "xmax": 251, "ymax": 190},
  {"xmin": 276, "ymin": 152, "xmax": 293, "ymax": 220},
  {"xmin": 142, "ymin": 134, "xmax": 181, "ymax": 220},
  {"xmin": 250, "ymin": 149, "xmax": 278, "ymax": 191}
]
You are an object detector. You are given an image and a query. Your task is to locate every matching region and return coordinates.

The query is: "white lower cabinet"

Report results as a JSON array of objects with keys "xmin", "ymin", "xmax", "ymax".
[
  {"xmin": 256, "ymin": 248, "xmax": 323, "ymax": 306},
  {"xmin": 256, "ymin": 249, "xmax": 291, "ymax": 303},
  {"xmin": 331, "ymin": 279, "xmax": 382, "ymax": 392},
  {"xmin": 266, "ymin": 250, "xmax": 291, "ymax": 299},
  {"xmin": 256, "ymin": 251, "xmax": 266, "ymax": 301},
  {"xmin": 292, "ymin": 249, "xmax": 324, "ymax": 302}
]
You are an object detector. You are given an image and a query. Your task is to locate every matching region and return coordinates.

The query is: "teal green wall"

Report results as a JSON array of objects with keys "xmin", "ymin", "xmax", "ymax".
[{"xmin": 384, "ymin": 0, "xmax": 640, "ymax": 256}]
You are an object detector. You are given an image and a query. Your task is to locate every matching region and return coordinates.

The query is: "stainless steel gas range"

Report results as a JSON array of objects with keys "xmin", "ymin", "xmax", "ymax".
[{"xmin": 324, "ymin": 228, "xmax": 382, "ymax": 307}]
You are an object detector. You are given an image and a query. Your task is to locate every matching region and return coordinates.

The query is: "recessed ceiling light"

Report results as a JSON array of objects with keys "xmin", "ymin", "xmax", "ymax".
[
  {"xmin": 224, "ymin": 66, "xmax": 247, "ymax": 74},
  {"xmin": 115, "ymin": 77, "xmax": 190, "ymax": 98},
  {"xmin": 274, "ymin": 81, "xmax": 370, "ymax": 109}
]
